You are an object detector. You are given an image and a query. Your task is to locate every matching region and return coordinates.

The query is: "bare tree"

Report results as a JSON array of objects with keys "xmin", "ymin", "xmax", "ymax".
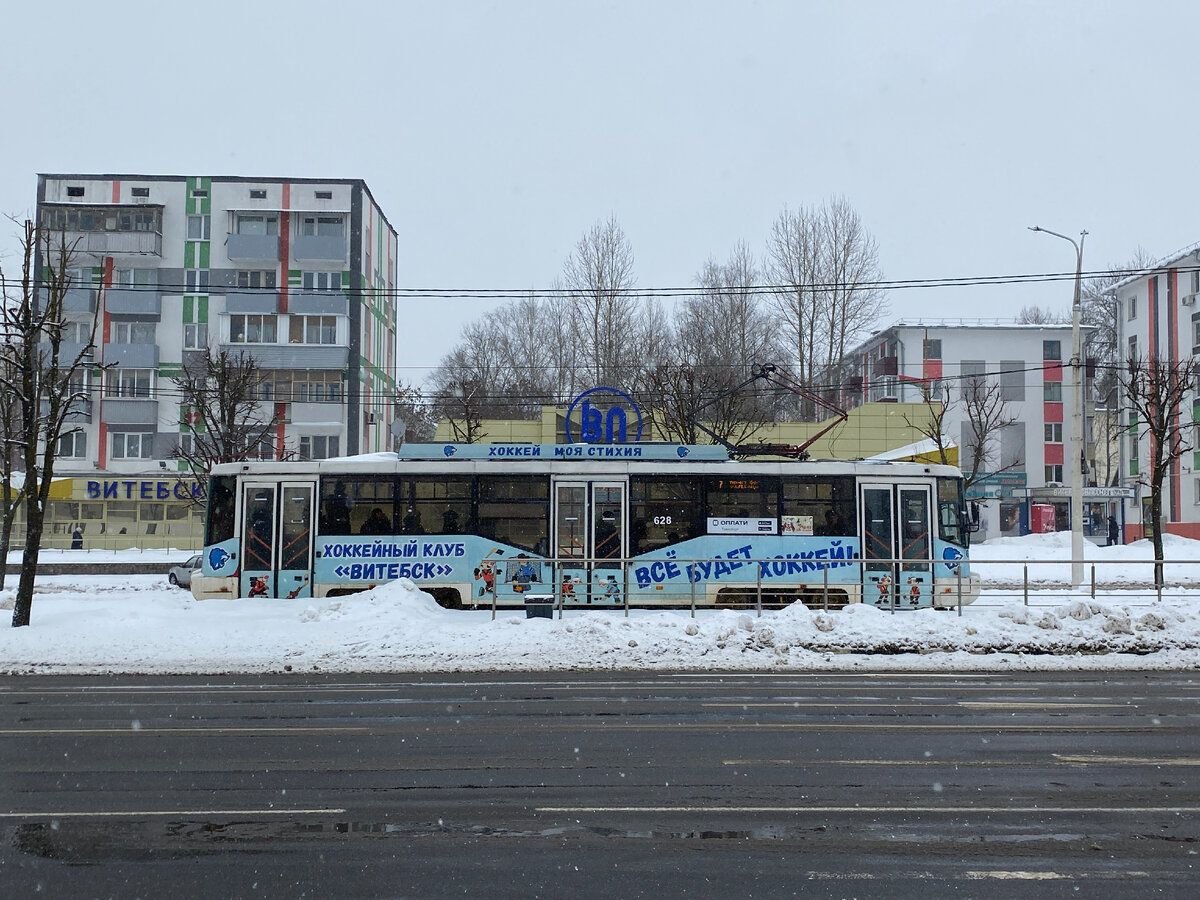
[
  {"xmin": 1, "ymin": 222, "xmax": 102, "ymax": 627},
  {"xmin": 1016, "ymin": 304, "xmax": 1067, "ymax": 324},
  {"xmin": 393, "ymin": 381, "xmax": 437, "ymax": 444},
  {"xmin": 905, "ymin": 377, "xmax": 1019, "ymax": 494},
  {"xmin": 1124, "ymin": 354, "xmax": 1197, "ymax": 587},
  {"xmin": 646, "ymin": 243, "xmax": 783, "ymax": 444},
  {"xmin": 172, "ymin": 349, "xmax": 279, "ymax": 496},
  {"xmin": 766, "ymin": 197, "xmax": 886, "ymax": 406},
  {"xmin": 560, "ymin": 217, "xmax": 639, "ymax": 389}
]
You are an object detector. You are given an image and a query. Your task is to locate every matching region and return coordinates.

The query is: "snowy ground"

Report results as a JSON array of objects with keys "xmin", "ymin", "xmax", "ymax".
[{"xmin": 1, "ymin": 532, "xmax": 1198, "ymax": 675}]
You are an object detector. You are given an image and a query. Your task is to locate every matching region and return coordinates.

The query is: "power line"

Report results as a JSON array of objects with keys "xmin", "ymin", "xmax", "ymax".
[{"xmin": 29, "ymin": 264, "xmax": 1195, "ymax": 300}]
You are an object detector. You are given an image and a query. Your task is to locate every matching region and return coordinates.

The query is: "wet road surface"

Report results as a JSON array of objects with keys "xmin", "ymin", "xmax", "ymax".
[{"xmin": 1, "ymin": 671, "xmax": 1198, "ymax": 898}]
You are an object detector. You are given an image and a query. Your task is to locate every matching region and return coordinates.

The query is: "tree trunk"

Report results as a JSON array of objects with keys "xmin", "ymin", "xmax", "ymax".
[
  {"xmin": 1150, "ymin": 475, "xmax": 1165, "ymax": 591},
  {"xmin": 11, "ymin": 503, "xmax": 43, "ymax": 627}
]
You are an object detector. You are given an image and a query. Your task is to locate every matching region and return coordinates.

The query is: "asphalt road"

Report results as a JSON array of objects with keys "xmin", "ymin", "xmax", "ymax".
[{"xmin": 1, "ymin": 671, "xmax": 1197, "ymax": 899}]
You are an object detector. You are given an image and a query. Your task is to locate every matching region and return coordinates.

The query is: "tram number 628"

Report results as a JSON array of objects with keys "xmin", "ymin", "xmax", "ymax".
[{"xmin": 652, "ymin": 516, "xmax": 673, "ymax": 525}]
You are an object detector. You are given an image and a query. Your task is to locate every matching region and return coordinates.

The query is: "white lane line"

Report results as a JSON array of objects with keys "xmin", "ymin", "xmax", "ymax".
[
  {"xmin": 965, "ymin": 871, "xmax": 1149, "ymax": 880},
  {"xmin": 720, "ymin": 758, "xmax": 1148, "ymax": 767},
  {"xmin": 662, "ymin": 673, "xmax": 996, "ymax": 679},
  {"xmin": 598, "ymin": 723, "xmax": 1163, "ymax": 732},
  {"xmin": 959, "ymin": 701, "xmax": 1127, "ymax": 709},
  {"xmin": 1053, "ymin": 754, "xmax": 1200, "ymax": 766},
  {"xmin": 0, "ymin": 808, "xmax": 345, "ymax": 819},
  {"xmin": 0, "ymin": 726, "xmax": 370, "ymax": 736},
  {"xmin": 537, "ymin": 805, "xmax": 1200, "ymax": 814}
]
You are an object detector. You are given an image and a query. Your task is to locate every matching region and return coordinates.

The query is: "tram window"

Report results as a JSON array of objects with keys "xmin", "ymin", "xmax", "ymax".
[
  {"xmin": 320, "ymin": 478, "xmax": 396, "ymax": 535},
  {"xmin": 141, "ymin": 503, "xmax": 164, "ymax": 522},
  {"xmin": 781, "ymin": 476, "xmax": 855, "ymax": 536},
  {"xmin": 937, "ymin": 477, "xmax": 967, "ymax": 546},
  {"xmin": 205, "ymin": 476, "xmax": 237, "ymax": 545},
  {"xmin": 81, "ymin": 503, "xmax": 104, "ymax": 520},
  {"xmin": 400, "ymin": 476, "xmax": 472, "ymax": 537},
  {"xmin": 704, "ymin": 476, "xmax": 780, "ymax": 519},
  {"xmin": 476, "ymin": 475, "xmax": 549, "ymax": 554},
  {"xmin": 629, "ymin": 476, "xmax": 703, "ymax": 553}
]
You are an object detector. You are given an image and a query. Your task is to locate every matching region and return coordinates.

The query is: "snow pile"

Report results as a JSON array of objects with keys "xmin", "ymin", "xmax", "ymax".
[
  {"xmin": 972, "ymin": 532, "xmax": 1200, "ymax": 585},
  {"xmin": 2, "ymin": 574, "xmax": 1199, "ymax": 675}
]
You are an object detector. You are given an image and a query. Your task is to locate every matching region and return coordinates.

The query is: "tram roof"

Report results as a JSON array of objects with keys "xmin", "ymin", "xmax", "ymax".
[{"xmin": 212, "ymin": 444, "xmax": 963, "ymax": 480}]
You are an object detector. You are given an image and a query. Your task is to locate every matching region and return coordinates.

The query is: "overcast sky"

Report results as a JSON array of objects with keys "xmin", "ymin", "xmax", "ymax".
[{"xmin": 2, "ymin": 1, "xmax": 1196, "ymax": 383}]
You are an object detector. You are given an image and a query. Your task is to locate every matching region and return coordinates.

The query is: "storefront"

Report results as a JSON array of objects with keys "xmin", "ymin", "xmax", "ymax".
[
  {"xmin": 1021, "ymin": 486, "xmax": 1135, "ymax": 544},
  {"xmin": 11, "ymin": 477, "xmax": 206, "ymax": 551}
]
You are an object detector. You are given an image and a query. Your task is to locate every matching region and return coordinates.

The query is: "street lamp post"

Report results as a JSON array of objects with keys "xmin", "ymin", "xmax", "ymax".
[{"xmin": 1029, "ymin": 226, "xmax": 1088, "ymax": 588}]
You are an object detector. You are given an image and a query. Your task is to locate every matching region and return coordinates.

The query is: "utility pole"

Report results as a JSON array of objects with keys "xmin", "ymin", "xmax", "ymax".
[{"xmin": 1029, "ymin": 226, "xmax": 1088, "ymax": 588}]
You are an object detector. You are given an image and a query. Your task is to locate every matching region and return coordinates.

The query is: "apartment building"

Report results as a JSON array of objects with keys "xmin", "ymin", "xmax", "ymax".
[
  {"xmin": 837, "ymin": 321, "xmax": 1104, "ymax": 541},
  {"xmin": 31, "ymin": 173, "xmax": 398, "ymax": 548},
  {"xmin": 1113, "ymin": 245, "xmax": 1200, "ymax": 540}
]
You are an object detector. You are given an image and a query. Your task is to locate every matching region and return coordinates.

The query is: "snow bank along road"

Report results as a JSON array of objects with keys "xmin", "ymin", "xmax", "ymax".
[
  {"xmin": 1, "ymin": 671, "xmax": 1196, "ymax": 898},
  {"xmin": 4, "ymin": 572, "xmax": 1200, "ymax": 675}
]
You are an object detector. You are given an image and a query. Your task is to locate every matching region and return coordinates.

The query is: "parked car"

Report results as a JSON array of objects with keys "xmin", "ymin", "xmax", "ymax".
[{"xmin": 168, "ymin": 555, "xmax": 202, "ymax": 588}]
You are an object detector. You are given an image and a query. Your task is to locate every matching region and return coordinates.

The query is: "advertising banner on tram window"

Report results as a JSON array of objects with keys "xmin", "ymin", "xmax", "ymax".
[{"xmin": 706, "ymin": 517, "xmax": 778, "ymax": 535}]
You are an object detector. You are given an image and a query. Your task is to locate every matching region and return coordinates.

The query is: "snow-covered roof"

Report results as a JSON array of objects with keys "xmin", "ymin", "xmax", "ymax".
[{"xmin": 1107, "ymin": 239, "xmax": 1200, "ymax": 294}]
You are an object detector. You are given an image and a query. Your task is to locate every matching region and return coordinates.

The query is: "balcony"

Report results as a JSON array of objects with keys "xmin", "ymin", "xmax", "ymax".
[
  {"xmin": 226, "ymin": 292, "xmax": 280, "ymax": 315},
  {"xmin": 225, "ymin": 233, "xmax": 280, "ymax": 262},
  {"xmin": 104, "ymin": 342, "xmax": 159, "ymax": 369},
  {"xmin": 292, "ymin": 234, "xmax": 346, "ymax": 263},
  {"xmin": 106, "ymin": 288, "xmax": 161, "ymax": 317},
  {"xmin": 64, "ymin": 287, "xmax": 96, "ymax": 312},
  {"xmin": 103, "ymin": 397, "xmax": 159, "ymax": 426},
  {"xmin": 219, "ymin": 343, "xmax": 349, "ymax": 370},
  {"xmin": 67, "ymin": 231, "xmax": 162, "ymax": 257},
  {"xmin": 289, "ymin": 291, "xmax": 348, "ymax": 316},
  {"xmin": 290, "ymin": 401, "xmax": 343, "ymax": 426}
]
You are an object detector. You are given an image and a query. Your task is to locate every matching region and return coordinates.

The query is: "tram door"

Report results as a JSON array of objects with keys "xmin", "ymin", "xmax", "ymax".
[
  {"xmin": 859, "ymin": 482, "xmax": 933, "ymax": 608},
  {"xmin": 552, "ymin": 480, "xmax": 627, "ymax": 605},
  {"xmin": 239, "ymin": 481, "xmax": 315, "ymax": 599}
]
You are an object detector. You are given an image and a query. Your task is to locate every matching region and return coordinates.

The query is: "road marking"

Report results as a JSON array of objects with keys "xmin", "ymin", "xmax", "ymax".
[
  {"xmin": 537, "ymin": 805, "xmax": 1200, "ymax": 814},
  {"xmin": 720, "ymin": 758, "xmax": 1181, "ymax": 767},
  {"xmin": 0, "ymin": 726, "xmax": 370, "ymax": 736},
  {"xmin": 1053, "ymin": 754, "xmax": 1200, "ymax": 766},
  {"xmin": 0, "ymin": 808, "xmax": 345, "ymax": 819},
  {"xmin": 597, "ymin": 723, "xmax": 1167, "ymax": 732},
  {"xmin": 958, "ymin": 701, "xmax": 1126, "ymax": 709},
  {"xmin": 964, "ymin": 871, "xmax": 1149, "ymax": 880}
]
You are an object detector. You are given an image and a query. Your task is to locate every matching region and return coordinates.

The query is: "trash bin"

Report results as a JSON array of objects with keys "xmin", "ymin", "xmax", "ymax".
[{"xmin": 524, "ymin": 593, "xmax": 554, "ymax": 619}]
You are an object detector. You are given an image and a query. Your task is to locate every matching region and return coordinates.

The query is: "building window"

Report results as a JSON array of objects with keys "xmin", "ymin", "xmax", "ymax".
[
  {"xmin": 63, "ymin": 320, "xmax": 93, "ymax": 343},
  {"xmin": 183, "ymin": 322, "xmax": 208, "ymax": 349},
  {"xmin": 57, "ymin": 431, "xmax": 87, "ymax": 458},
  {"xmin": 922, "ymin": 338, "xmax": 941, "ymax": 360},
  {"xmin": 300, "ymin": 215, "xmax": 344, "ymax": 237},
  {"xmin": 1044, "ymin": 423, "xmax": 1063, "ymax": 443},
  {"xmin": 1044, "ymin": 464, "xmax": 1063, "ymax": 483},
  {"xmin": 301, "ymin": 271, "xmax": 341, "ymax": 292},
  {"xmin": 112, "ymin": 432, "xmax": 153, "ymax": 459},
  {"xmin": 229, "ymin": 314, "xmax": 278, "ymax": 344},
  {"xmin": 1194, "ymin": 320, "xmax": 1200, "ymax": 349},
  {"xmin": 114, "ymin": 268, "xmax": 156, "ymax": 286},
  {"xmin": 289, "ymin": 315, "xmax": 337, "ymax": 345},
  {"xmin": 185, "ymin": 269, "xmax": 210, "ymax": 294},
  {"xmin": 244, "ymin": 438, "xmax": 275, "ymax": 461},
  {"xmin": 1042, "ymin": 340, "xmax": 1061, "ymax": 361},
  {"xmin": 1044, "ymin": 381, "xmax": 1062, "ymax": 402},
  {"xmin": 131, "ymin": 187, "xmax": 149, "ymax": 198},
  {"xmin": 249, "ymin": 189, "xmax": 267, "ymax": 199},
  {"xmin": 237, "ymin": 270, "xmax": 277, "ymax": 289},
  {"xmin": 187, "ymin": 215, "xmax": 211, "ymax": 240},
  {"xmin": 299, "ymin": 435, "xmax": 339, "ymax": 460},
  {"xmin": 294, "ymin": 373, "xmax": 342, "ymax": 402},
  {"xmin": 111, "ymin": 322, "xmax": 156, "ymax": 344},
  {"xmin": 66, "ymin": 186, "xmax": 84, "ymax": 197},
  {"xmin": 1128, "ymin": 335, "xmax": 1138, "ymax": 363},
  {"xmin": 315, "ymin": 190, "xmax": 333, "ymax": 200},
  {"xmin": 105, "ymin": 369, "xmax": 154, "ymax": 398},
  {"xmin": 191, "ymin": 188, "xmax": 208, "ymax": 198},
  {"xmin": 1127, "ymin": 295, "xmax": 1137, "ymax": 320},
  {"xmin": 235, "ymin": 213, "xmax": 278, "ymax": 236}
]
